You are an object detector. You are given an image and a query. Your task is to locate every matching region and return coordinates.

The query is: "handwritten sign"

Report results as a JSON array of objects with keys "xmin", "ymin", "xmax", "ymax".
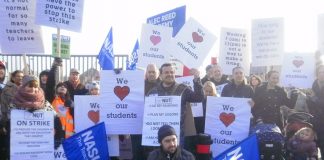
[
  {"xmin": 0, "ymin": 0, "xmax": 44, "ymax": 54},
  {"xmin": 142, "ymin": 96, "xmax": 181, "ymax": 146},
  {"xmin": 205, "ymin": 97, "xmax": 251, "ymax": 157}
]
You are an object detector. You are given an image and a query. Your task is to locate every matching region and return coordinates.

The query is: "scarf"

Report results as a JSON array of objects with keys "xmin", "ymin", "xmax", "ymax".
[{"xmin": 13, "ymin": 87, "xmax": 45, "ymax": 110}]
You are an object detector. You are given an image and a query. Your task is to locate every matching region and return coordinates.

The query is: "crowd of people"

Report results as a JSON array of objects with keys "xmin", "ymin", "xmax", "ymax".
[{"xmin": 0, "ymin": 55, "xmax": 323, "ymax": 160}]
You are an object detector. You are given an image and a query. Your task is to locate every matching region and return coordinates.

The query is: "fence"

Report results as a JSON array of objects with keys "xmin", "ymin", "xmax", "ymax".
[{"xmin": 0, "ymin": 54, "xmax": 129, "ymax": 81}]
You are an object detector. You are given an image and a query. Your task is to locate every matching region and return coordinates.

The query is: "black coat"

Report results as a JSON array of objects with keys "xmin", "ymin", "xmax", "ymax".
[
  {"xmin": 221, "ymin": 81, "xmax": 254, "ymax": 98},
  {"xmin": 147, "ymin": 146, "xmax": 195, "ymax": 160}
]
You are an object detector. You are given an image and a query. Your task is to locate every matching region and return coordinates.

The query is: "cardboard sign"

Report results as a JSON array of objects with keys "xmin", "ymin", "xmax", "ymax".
[
  {"xmin": 147, "ymin": 5, "xmax": 186, "ymax": 37},
  {"xmin": 280, "ymin": 53, "xmax": 315, "ymax": 88},
  {"xmin": 137, "ymin": 24, "xmax": 173, "ymax": 69},
  {"xmin": 168, "ymin": 18, "xmax": 217, "ymax": 68},
  {"xmin": 142, "ymin": 96, "xmax": 181, "ymax": 146},
  {"xmin": 10, "ymin": 110, "xmax": 54, "ymax": 160},
  {"xmin": 100, "ymin": 70, "xmax": 144, "ymax": 134},
  {"xmin": 252, "ymin": 18, "xmax": 284, "ymax": 66},
  {"xmin": 74, "ymin": 95, "xmax": 119, "ymax": 156},
  {"xmin": 219, "ymin": 28, "xmax": 250, "ymax": 75},
  {"xmin": 35, "ymin": 0, "xmax": 84, "ymax": 32},
  {"xmin": 0, "ymin": 0, "xmax": 44, "ymax": 54},
  {"xmin": 52, "ymin": 34, "xmax": 70, "ymax": 59},
  {"xmin": 205, "ymin": 97, "xmax": 251, "ymax": 157}
]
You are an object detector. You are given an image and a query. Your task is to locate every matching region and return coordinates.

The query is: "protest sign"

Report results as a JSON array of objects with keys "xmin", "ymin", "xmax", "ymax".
[
  {"xmin": 318, "ymin": 14, "xmax": 324, "ymax": 55},
  {"xmin": 205, "ymin": 97, "xmax": 251, "ymax": 157},
  {"xmin": 142, "ymin": 96, "xmax": 181, "ymax": 146},
  {"xmin": 100, "ymin": 70, "xmax": 144, "ymax": 134},
  {"xmin": 0, "ymin": 0, "xmax": 44, "ymax": 54},
  {"xmin": 52, "ymin": 34, "xmax": 70, "ymax": 59},
  {"xmin": 175, "ymin": 75, "xmax": 194, "ymax": 90},
  {"xmin": 10, "ymin": 110, "xmax": 54, "ymax": 160},
  {"xmin": 216, "ymin": 83, "xmax": 227, "ymax": 97},
  {"xmin": 54, "ymin": 145, "xmax": 66, "ymax": 160}
]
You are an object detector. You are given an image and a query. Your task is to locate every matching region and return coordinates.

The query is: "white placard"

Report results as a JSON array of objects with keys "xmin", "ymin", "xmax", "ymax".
[
  {"xmin": 11, "ymin": 110, "xmax": 54, "ymax": 160},
  {"xmin": 191, "ymin": 103, "xmax": 203, "ymax": 117},
  {"xmin": 170, "ymin": 58, "xmax": 184, "ymax": 76},
  {"xmin": 318, "ymin": 14, "xmax": 324, "ymax": 55},
  {"xmin": 280, "ymin": 53, "xmax": 315, "ymax": 89},
  {"xmin": 100, "ymin": 70, "xmax": 145, "ymax": 134},
  {"xmin": 54, "ymin": 145, "xmax": 66, "ymax": 160},
  {"xmin": 142, "ymin": 96, "xmax": 181, "ymax": 146},
  {"xmin": 138, "ymin": 24, "xmax": 173, "ymax": 69},
  {"xmin": 168, "ymin": 17, "xmax": 217, "ymax": 68},
  {"xmin": 216, "ymin": 83, "xmax": 227, "ymax": 97},
  {"xmin": 219, "ymin": 28, "xmax": 250, "ymax": 75},
  {"xmin": 205, "ymin": 97, "xmax": 251, "ymax": 157},
  {"xmin": 0, "ymin": 0, "xmax": 44, "ymax": 54},
  {"xmin": 74, "ymin": 95, "xmax": 120, "ymax": 156},
  {"xmin": 252, "ymin": 18, "xmax": 284, "ymax": 66},
  {"xmin": 175, "ymin": 75, "xmax": 194, "ymax": 90},
  {"xmin": 35, "ymin": 0, "xmax": 84, "ymax": 32}
]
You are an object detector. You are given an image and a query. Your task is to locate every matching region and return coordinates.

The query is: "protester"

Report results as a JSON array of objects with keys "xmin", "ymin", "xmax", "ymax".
[
  {"xmin": 146, "ymin": 63, "xmax": 204, "ymax": 147},
  {"xmin": 145, "ymin": 64, "xmax": 161, "ymax": 94},
  {"xmin": 88, "ymin": 82, "xmax": 100, "ymax": 95},
  {"xmin": 0, "ymin": 61, "xmax": 6, "ymax": 85},
  {"xmin": 249, "ymin": 74, "xmax": 262, "ymax": 92},
  {"xmin": 307, "ymin": 64, "xmax": 324, "ymax": 158},
  {"xmin": 5, "ymin": 75, "xmax": 64, "ymax": 158},
  {"xmin": 52, "ymin": 82, "xmax": 74, "ymax": 138},
  {"xmin": 195, "ymin": 81, "xmax": 217, "ymax": 134},
  {"xmin": 64, "ymin": 68, "xmax": 87, "ymax": 100},
  {"xmin": 201, "ymin": 64, "xmax": 215, "ymax": 85},
  {"xmin": 45, "ymin": 57, "xmax": 62, "ymax": 103},
  {"xmin": 221, "ymin": 66, "xmax": 253, "ymax": 98},
  {"xmin": 0, "ymin": 61, "xmax": 6, "ymax": 160},
  {"xmin": 39, "ymin": 69, "xmax": 49, "ymax": 92},
  {"xmin": 252, "ymin": 70, "xmax": 294, "ymax": 129},
  {"xmin": 147, "ymin": 125, "xmax": 195, "ymax": 160},
  {"xmin": 212, "ymin": 65, "xmax": 230, "ymax": 86}
]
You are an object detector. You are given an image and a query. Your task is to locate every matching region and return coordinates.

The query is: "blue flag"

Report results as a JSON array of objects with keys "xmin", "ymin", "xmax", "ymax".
[
  {"xmin": 126, "ymin": 39, "xmax": 139, "ymax": 70},
  {"xmin": 147, "ymin": 6, "xmax": 186, "ymax": 37},
  {"xmin": 98, "ymin": 27, "xmax": 114, "ymax": 70},
  {"xmin": 63, "ymin": 122, "xmax": 109, "ymax": 160},
  {"xmin": 214, "ymin": 134, "xmax": 259, "ymax": 160}
]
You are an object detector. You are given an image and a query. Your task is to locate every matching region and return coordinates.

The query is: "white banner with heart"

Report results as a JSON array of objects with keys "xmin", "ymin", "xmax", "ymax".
[
  {"xmin": 137, "ymin": 23, "xmax": 173, "ymax": 69},
  {"xmin": 280, "ymin": 53, "xmax": 315, "ymax": 89},
  {"xmin": 205, "ymin": 97, "xmax": 251, "ymax": 157}
]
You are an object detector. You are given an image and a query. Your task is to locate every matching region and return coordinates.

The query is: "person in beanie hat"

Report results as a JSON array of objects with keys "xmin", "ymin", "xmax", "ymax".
[{"xmin": 148, "ymin": 125, "xmax": 195, "ymax": 160}]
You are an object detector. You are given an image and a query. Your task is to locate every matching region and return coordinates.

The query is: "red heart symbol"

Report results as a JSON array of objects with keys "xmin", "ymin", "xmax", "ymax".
[
  {"xmin": 88, "ymin": 110, "xmax": 99, "ymax": 124},
  {"xmin": 293, "ymin": 60, "xmax": 304, "ymax": 68},
  {"xmin": 150, "ymin": 35, "xmax": 161, "ymax": 45},
  {"xmin": 192, "ymin": 32, "xmax": 203, "ymax": 43},
  {"xmin": 114, "ymin": 86, "xmax": 130, "ymax": 101},
  {"xmin": 219, "ymin": 112, "xmax": 235, "ymax": 127}
]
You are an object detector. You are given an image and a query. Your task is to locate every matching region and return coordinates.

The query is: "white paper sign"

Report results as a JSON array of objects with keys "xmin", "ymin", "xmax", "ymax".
[
  {"xmin": 191, "ymin": 103, "xmax": 203, "ymax": 117},
  {"xmin": 168, "ymin": 18, "xmax": 217, "ymax": 68},
  {"xmin": 280, "ymin": 53, "xmax": 315, "ymax": 89},
  {"xmin": 138, "ymin": 24, "xmax": 173, "ymax": 69},
  {"xmin": 318, "ymin": 14, "xmax": 324, "ymax": 55},
  {"xmin": 142, "ymin": 96, "xmax": 181, "ymax": 146},
  {"xmin": 35, "ymin": 0, "xmax": 84, "ymax": 32},
  {"xmin": 0, "ymin": 0, "xmax": 44, "ymax": 54},
  {"xmin": 10, "ymin": 110, "xmax": 54, "ymax": 160},
  {"xmin": 252, "ymin": 18, "xmax": 284, "ymax": 66},
  {"xmin": 100, "ymin": 70, "xmax": 144, "ymax": 134},
  {"xmin": 54, "ymin": 145, "xmax": 66, "ymax": 160},
  {"xmin": 219, "ymin": 28, "xmax": 250, "ymax": 75},
  {"xmin": 170, "ymin": 58, "xmax": 184, "ymax": 76},
  {"xmin": 175, "ymin": 75, "xmax": 194, "ymax": 90},
  {"xmin": 74, "ymin": 95, "xmax": 120, "ymax": 156},
  {"xmin": 205, "ymin": 97, "xmax": 251, "ymax": 157},
  {"xmin": 216, "ymin": 83, "xmax": 227, "ymax": 97}
]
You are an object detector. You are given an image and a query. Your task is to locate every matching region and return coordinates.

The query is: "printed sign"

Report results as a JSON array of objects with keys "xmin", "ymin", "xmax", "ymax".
[
  {"xmin": 35, "ymin": 0, "xmax": 84, "ymax": 32},
  {"xmin": 100, "ymin": 70, "xmax": 144, "ymax": 134},
  {"xmin": 147, "ymin": 5, "xmax": 186, "ymax": 37},
  {"xmin": 252, "ymin": 18, "xmax": 284, "ymax": 66},
  {"xmin": 52, "ymin": 34, "xmax": 70, "ymax": 59},
  {"xmin": 74, "ymin": 95, "xmax": 120, "ymax": 156},
  {"xmin": 280, "ymin": 53, "xmax": 315, "ymax": 88},
  {"xmin": 137, "ymin": 24, "xmax": 173, "ymax": 69},
  {"xmin": 11, "ymin": 110, "xmax": 54, "ymax": 160},
  {"xmin": 205, "ymin": 97, "xmax": 251, "ymax": 157},
  {"xmin": 142, "ymin": 96, "xmax": 181, "ymax": 146},
  {"xmin": 191, "ymin": 102, "xmax": 203, "ymax": 117},
  {"xmin": 219, "ymin": 28, "xmax": 250, "ymax": 75},
  {"xmin": 54, "ymin": 145, "xmax": 66, "ymax": 160},
  {"xmin": 0, "ymin": 0, "xmax": 44, "ymax": 54},
  {"xmin": 168, "ymin": 18, "xmax": 217, "ymax": 68},
  {"xmin": 175, "ymin": 75, "xmax": 194, "ymax": 90}
]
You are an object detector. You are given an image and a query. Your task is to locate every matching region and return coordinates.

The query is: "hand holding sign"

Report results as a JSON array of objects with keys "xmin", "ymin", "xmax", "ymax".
[{"xmin": 189, "ymin": 68, "xmax": 200, "ymax": 79}]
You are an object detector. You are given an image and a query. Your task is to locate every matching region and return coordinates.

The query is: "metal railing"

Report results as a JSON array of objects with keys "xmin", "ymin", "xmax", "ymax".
[{"xmin": 0, "ymin": 54, "xmax": 128, "ymax": 80}]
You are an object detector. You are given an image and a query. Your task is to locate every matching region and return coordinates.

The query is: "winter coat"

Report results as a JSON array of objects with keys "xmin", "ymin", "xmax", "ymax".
[
  {"xmin": 63, "ymin": 80, "xmax": 88, "ymax": 101},
  {"xmin": 147, "ymin": 146, "xmax": 195, "ymax": 160},
  {"xmin": 0, "ymin": 81, "xmax": 19, "ymax": 126},
  {"xmin": 221, "ymin": 80, "xmax": 254, "ymax": 98}
]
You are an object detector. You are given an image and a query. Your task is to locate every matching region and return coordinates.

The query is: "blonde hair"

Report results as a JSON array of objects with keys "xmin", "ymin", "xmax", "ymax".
[{"xmin": 203, "ymin": 81, "xmax": 217, "ymax": 96}]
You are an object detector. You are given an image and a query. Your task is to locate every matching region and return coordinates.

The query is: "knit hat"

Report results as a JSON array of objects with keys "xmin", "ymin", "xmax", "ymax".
[
  {"xmin": 158, "ymin": 125, "xmax": 177, "ymax": 143},
  {"xmin": 88, "ymin": 82, "xmax": 100, "ymax": 91},
  {"xmin": 22, "ymin": 75, "xmax": 38, "ymax": 86}
]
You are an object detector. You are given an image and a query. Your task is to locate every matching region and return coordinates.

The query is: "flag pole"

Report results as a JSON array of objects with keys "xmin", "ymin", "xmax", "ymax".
[{"xmin": 56, "ymin": 27, "xmax": 62, "ymax": 83}]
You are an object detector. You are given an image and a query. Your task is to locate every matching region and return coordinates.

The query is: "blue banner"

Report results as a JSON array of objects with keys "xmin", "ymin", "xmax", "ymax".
[
  {"xmin": 63, "ymin": 122, "xmax": 109, "ymax": 160},
  {"xmin": 147, "ymin": 6, "xmax": 186, "ymax": 37},
  {"xmin": 126, "ymin": 39, "xmax": 139, "ymax": 70},
  {"xmin": 98, "ymin": 27, "xmax": 114, "ymax": 70},
  {"xmin": 214, "ymin": 134, "xmax": 259, "ymax": 160}
]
